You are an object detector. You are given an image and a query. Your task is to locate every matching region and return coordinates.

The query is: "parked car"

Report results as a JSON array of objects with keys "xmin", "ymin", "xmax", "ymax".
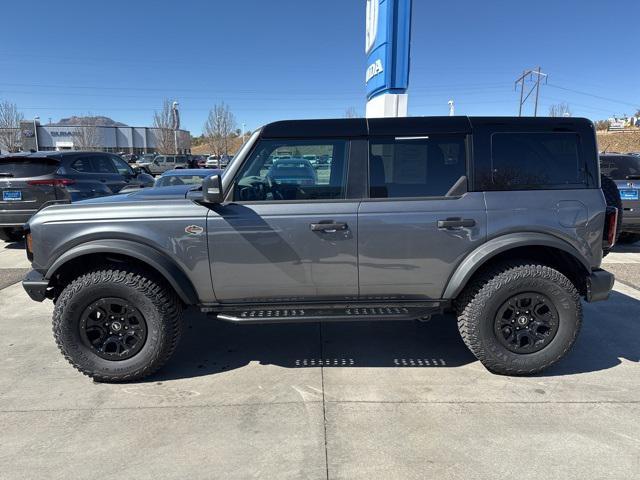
[
  {"xmin": 0, "ymin": 151, "xmax": 154, "ymax": 242},
  {"xmin": 267, "ymin": 158, "xmax": 317, "ymax": 186},
  {"xmin": 137, "ymin": 154, "xmax": 189, "ymax": 175},
  {"xmin": 600, "ymin": 153, "xmax": 640, "ymax": 243},
  {"xmin": 22, "ymin": 116, "xmax": 616, "ymax": 382},
  {"xmin": 154, "ymin": 169, "xmax": 222, "ymax": 188}
]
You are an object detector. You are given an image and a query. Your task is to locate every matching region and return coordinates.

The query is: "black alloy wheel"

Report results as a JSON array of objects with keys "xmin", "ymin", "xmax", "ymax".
[
  {"xmin": 493, "ymin": 292, "xmax": 559, "ymax": 354},
  {"xmin": 79, "ymin": 297, "xmax": 147, "ymax": 360}
]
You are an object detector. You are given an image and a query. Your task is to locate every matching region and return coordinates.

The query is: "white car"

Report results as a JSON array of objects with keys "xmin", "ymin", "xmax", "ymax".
[{"xmin": 205, "ymin": 156, "xmax": 220, "ymax": 168}]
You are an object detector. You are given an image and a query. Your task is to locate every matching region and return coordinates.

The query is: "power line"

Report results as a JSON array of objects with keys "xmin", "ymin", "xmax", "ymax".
[{"xmin": 547, "ymin": 84, "xmax": 640, "ymax": 110}]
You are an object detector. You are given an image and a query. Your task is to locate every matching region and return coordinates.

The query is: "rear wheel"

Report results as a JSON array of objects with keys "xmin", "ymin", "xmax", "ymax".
[
  {"xmin": 0, "ymin": 227, "xmax": 24, "ymax": 243},
  {"xmin": 53, "ymin": 267, "xmax": 182, "ymax": 382},
  {"xmin": 456, "ymin": 262, "xmax": 582, "ymax": 375},
  {"xmin": 601, "ymin": 174, "xmax": 622, "ymax": 255}
]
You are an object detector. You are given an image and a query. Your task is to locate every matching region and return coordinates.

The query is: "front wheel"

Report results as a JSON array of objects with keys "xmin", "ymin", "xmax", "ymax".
[
  {"xmin": 53, "ymin": 267, "xmax": 182, "ymax": 382},
  {"xmin": 456, "ymin": 262, "xmax": 582, "ymax": 375}
]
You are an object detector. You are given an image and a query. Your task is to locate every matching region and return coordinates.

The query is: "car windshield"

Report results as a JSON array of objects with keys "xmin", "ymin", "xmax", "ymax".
[{"xmin": 600, "ymin": 155, "xmax": 640, "ymax": 179}]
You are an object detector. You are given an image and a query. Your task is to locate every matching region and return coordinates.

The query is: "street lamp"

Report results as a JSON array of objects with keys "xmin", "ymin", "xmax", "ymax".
[{"xmin": 33, "ymin": 116, "xmax": 40, "ymax": 151}]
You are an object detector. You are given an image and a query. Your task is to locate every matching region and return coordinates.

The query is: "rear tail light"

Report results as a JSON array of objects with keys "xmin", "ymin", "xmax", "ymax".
[
  {"xmin": 25, "ymin": 231, "xmax": 34, "ymax": 261},
  {"xmin": 27, "ymin": 178, "xmax": 75, "ymax": 187},
  {"xmin": 603, "ymin": 206, "xmax": 618, "ymax": 249}
]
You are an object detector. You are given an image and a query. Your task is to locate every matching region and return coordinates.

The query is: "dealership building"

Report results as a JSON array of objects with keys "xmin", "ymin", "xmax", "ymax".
[{"xmin": 2, "ymin": 121, "xmax": 191, "ymax": 154}]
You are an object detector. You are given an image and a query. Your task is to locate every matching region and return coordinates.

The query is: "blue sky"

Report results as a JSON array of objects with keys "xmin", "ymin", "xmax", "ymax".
[{"xmin": 0, "ymin": 0, "xmax": 638, "ymax": 134}]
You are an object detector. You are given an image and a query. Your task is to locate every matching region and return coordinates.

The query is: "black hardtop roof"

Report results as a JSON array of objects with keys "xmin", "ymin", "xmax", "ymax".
[{"xmin": 260, "ymin": 116, "xmax": 594, "ymax": 139}]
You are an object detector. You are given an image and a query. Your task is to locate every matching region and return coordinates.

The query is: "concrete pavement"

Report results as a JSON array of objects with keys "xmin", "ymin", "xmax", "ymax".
[{"xmin": 0, "ymin": 243, "xmax": 639, "ymax": 479}]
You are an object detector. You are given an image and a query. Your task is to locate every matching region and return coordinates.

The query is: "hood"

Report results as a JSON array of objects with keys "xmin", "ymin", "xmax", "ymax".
[{"xmin": 77, "ymin": 185, "xmax": 196, "ymax": 204}]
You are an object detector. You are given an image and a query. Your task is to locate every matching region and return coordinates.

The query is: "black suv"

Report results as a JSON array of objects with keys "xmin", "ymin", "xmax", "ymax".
[
  {"xmin": 600, "ymin": 153, "xmax": 640, "ymax": 243},
  {"xmin": 0, "ymin": 151, "xmax": 154, "ymax": 241}
]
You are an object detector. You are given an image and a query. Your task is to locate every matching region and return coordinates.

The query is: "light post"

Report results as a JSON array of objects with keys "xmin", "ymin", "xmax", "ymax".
[{"xmin": 33, "ymin": 116, "xmax": 40, "ymax": 151}]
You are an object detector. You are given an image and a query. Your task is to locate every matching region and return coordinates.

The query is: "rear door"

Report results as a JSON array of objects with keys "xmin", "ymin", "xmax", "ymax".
[
  {"xmin": 358, "ymin": 126, "xmax": 487, "ymax": 300},
  {"xmin": 90, "ymin": 154, "xmax": 127, "ymax": 194},
  {"xmin": 0, "ymin": 156, "xmax": 61, "ymax": 224}
]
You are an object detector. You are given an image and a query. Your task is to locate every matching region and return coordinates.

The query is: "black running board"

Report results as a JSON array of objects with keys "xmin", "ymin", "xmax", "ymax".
[{"xmin": 213, "ymin": 302, "xmax": 444, "ymax": 324}]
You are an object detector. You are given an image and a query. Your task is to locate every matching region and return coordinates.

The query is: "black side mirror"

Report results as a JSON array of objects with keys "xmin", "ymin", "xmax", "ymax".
[{"xmin": 202, "ymin": 174, "xmax": 224, "ymax": 203}]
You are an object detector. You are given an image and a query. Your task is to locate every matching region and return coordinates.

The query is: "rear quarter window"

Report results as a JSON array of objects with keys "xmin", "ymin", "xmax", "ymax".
[
  {"xmin": 482, "ymin": 132, "xmax": 587, "ymax": 190},
  {"xmin": 0, "ymin": 158, "xmax": 59, "ymax": 177}
]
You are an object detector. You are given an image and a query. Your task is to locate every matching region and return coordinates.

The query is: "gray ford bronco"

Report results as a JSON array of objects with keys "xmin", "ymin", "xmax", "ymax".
[{"xmin": 22, "ymin": 116, "xmax": 618, "ymax": 382}]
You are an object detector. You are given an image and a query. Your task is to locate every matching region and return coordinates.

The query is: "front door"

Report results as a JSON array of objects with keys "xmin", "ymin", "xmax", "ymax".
[
  {"xmin": 207, "ymin": 138, "xmax": 358, "ymax": 303},
  {"xmin": 358, "ymin": 133, "xmax": 487, "ymax": 300}
]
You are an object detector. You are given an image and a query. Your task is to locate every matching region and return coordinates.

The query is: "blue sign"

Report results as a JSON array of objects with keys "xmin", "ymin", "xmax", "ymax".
[{"xmin": 365, "ymin": 0, "xmax": 412, "ymax": 100}]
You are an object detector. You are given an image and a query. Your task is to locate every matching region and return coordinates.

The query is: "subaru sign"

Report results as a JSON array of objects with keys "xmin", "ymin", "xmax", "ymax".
[{"xmin": 365, "ymin": 0, "xmax": 412, "ymax": 100}]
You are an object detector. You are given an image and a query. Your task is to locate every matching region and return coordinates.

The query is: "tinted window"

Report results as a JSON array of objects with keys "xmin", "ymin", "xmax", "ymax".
[
  {"xmin": 232, "ymin": 139, "xmax": 347, "ymax": 201},
  {"xmin": 600, "ymin": 155, "xmax": 640, "ymax": 180},
  {"xmin": 92, "ymin": 155, "xmax": 117, "ymax": 174},
  {"xmin": 111, "ymin": 156, "xmax": 133, "ymax": 176},
  {"xmin": 489, "ymin": 132, "xmax": 584, "ymax": 190},
  {"xmin": 369, "ymin": 135, "xmax": 467, "ymax": 198},
  {"xmin": 71, "ymin": 157, "xmax": 94, "ymax": 173},
  {"xmin": 0, "ymin": 158, "xmax": 59, "ymax": 177}
]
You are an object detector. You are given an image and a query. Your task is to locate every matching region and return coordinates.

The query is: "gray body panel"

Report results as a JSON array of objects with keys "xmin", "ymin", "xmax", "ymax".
[
  {"xmin": 357, "ymin": 192, "xmax": 487, "ymax": 299},
  {"xmin": 27, "ymin": 199, "xmax": 215, "ymax": 303},
  {"xmin": 207, "ymin": 202, "xmax": 359, "ymax": 303}
]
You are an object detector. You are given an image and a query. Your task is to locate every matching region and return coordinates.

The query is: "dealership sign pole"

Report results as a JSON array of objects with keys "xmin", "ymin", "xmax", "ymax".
[{"xmin": 365, "ymin": 0, "xmax": 412, "ymax": 118}]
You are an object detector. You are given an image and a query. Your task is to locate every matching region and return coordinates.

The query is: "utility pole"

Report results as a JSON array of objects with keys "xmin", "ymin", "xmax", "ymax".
[{"xmin": 514, "ymin": 67, "xmax": 548, "ymax": 116}]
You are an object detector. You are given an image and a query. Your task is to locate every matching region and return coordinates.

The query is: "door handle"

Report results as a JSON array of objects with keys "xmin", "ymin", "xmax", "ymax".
[
  {"xmin": 99, "ymin": 179, "xmax": 107, "ymax": 183},
  {"xmin": 310, "ymin": 221, "xmax": 348, "ymax": 233},
  {"xmin": 437, "ymin": 217, "xmax": 476, "ymax": 229}
]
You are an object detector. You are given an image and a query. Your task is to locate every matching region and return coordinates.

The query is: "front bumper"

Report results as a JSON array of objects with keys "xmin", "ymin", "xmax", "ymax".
[
  {"xmin": 586, "ymin": 269, "xmax": 615, "ymax": 302},
  {"xmin": 22, "ymin": 270, "xmax": 50, "ymax": 302}
]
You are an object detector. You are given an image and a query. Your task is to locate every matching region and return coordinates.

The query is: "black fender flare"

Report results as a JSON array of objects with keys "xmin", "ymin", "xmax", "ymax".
[
  {"xmin": 45, "ymin": 239, "xmax": 199, "ymax": 305},
  {"xmin": 442, "ymin": 232, "xmax": 591, "ymax": 299}
]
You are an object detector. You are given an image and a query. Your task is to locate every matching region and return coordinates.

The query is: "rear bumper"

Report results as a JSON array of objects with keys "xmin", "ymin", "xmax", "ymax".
[
  {"xmin": 22, "ymin": 270, "xmax": 50, "ymax": 302},
  {"xmin": 0, "ymin": 209, "xmax": 37, "ymax": 227},
  {"xmin": 586, "ymin": 269, "xmax": 615, "ymax": 302},
  {"xmin": 621, "ymin": 214, "xmax": 640, "ymax": 232}
]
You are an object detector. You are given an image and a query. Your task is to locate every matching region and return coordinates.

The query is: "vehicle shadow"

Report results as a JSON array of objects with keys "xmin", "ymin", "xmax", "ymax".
[
  {"xmin": 150, "ymin": 289, "xmax": 640, "ymax": 382},
  {"xmin": 150, "ymin": 312, "xmax": 476, "ymax": 382},
  {"xmin": 2, "ymin": 240, "xmax": 24, "ymax": 250},
  {"xmin": 611, "ymin": 242, "xmax": 640, "ymax": 253}
]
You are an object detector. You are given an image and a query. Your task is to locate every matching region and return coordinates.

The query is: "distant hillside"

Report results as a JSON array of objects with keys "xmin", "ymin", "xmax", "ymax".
[
  {"xmin": 597, "ymin": 131, "xmax": 640, "ymax": 153},
  {"xmin": 52, "ymin": 116, "xmax": 127, "ymax": 127}
]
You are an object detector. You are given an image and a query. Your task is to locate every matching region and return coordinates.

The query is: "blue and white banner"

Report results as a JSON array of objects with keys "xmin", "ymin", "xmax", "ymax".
[{"xmin": 365, "ymin": 0, "xmax": 412, "ymax": 100}]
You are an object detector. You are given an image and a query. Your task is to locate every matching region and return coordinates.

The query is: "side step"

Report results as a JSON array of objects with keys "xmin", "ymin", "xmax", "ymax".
[{"xmin": 214, "ymin": 303, "xmax": 444, "ymax": 324}]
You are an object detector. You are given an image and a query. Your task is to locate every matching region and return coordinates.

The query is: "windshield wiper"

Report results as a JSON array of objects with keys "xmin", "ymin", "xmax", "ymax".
[{"xmin": 0, "ymin": 172, "xmax": 14, "ymax": 177}]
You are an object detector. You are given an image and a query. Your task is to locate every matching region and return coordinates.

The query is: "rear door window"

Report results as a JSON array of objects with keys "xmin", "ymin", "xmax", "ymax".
[
  {"xmin": 91, "ymin": 155, "xmax": 117, "ymax": 174},
  {"xmin": 71, "ymin": 156, "xmax": 95, "ymax": 173},
  {"xmin": 369, "ymin": 135, "xmax": 467, "ymax": 198},
  {"xmin": 600, "ymin": 155, "xmax": 640, "ymax": 180},
  {"xmin": 489, "ymin": 132, "xmax": 585, "ymax": 190},
  {"xmin": 0, "ymin": 158, "xmax": 59, "ymax": 178}
]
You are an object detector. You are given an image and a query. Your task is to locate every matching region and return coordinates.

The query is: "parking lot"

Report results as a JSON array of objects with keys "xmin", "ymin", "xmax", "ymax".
[{"xmin": 0, "ymin": 240, "xmax": 639, "ymax": 479}]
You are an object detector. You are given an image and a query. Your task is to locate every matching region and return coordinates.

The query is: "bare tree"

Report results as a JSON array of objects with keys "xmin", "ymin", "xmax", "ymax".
[
  {"xmin": 153, "ymin": 99, "xmax": 176, "ymax": 154},
  {"xmin": 344, "ymin": 106, "xmax": 359, "ymax": 118},
  {"xmin": 203, "ymin": 102, "xmax": 237, "ymax": 156},
  {"xmin": 548, "ymin": 103, "xmax": 572, "ymax": 118},
  {"xmin": 0, "ymin": 100, "xmax": 23, "ymax": 153},
  {"xmin": 71, "ymin": 115, "xmax": 100, "ymax": 150}
]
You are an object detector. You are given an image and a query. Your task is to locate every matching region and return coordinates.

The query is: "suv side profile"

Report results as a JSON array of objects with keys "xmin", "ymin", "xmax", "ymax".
[
  {"xmin": 137, "ymin": 155, "xmax": 189, "ymax": 175},
  {"xmin": 0, "ymin": 151, "xmax": 154, "ymax": 241},
  {"xmin": 22, "ymin": 117, "xmax": 616, "ymax": 382}
]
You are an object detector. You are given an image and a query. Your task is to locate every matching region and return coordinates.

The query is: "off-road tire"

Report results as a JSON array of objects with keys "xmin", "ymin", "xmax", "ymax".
[
  {"xmin": 618, "ymin": 232, "xmax": 640, "ymax": 245},
  {"xmin": 601, "ymin": 173, "xmax": 622, "ymax": 256},
  {"xmin": 0, "ymin": 227, "xmax": 24, "ymax": 243},
  {"xmin": 53, "ymin": 267, "xmax": 182, "ymax": 382},
  {"xmin": 455, "ymin": 261, "xmax": 582, "ymax": 375}
]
